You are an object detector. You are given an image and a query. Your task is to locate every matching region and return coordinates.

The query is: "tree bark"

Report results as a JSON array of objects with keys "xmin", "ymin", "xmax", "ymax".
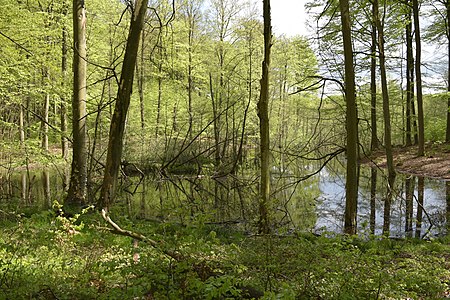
[
  {"xmin": 19, "ymin": 103, "xmax": 25, "ymax": 144},
  {"xmin": 370, "ymin": 3, "xmax": 378, "ymax": 151},
  {"xmin": 446, "ymin": 0, "xmax": 450, "ymax": 142},
  {"xmin": 61, "ymin": 19, "xmax": 69, "ymax": 160},
  {"xmin": 257, "ymin": 0, "xmax": 272, "ymax": 234},
  {"xmin": 374, "ymin": 0, "xmax": 395, "ymax": 177},
  {"xmin": 66, "ymin": 0, "xmax": 88, "ymax": 206},
  {"xmin": 99, "ymin": 0, "xmax": 149, "ymax": 209},
  {"xmin": 42, "ymin": 91, "xmax": 49, "ymax": 152},
  {"xmin": 155, "ymin": 33, "xmax": 163, "ymax": 138},
  {"xmin": 339, "ymin": 0, "xmax": 358, "ymax": 235},
  {"xmin": 137, "ymin": 30, "xmax": 145, "ymax": 131},
  {"xmin": 412, "ymin": 0, "xmax": 425, "ymax": 156},
  {"xmin": 374, "ymin": 0, "xmax": 396, "ymax": 235},
  {"xmin": 405, "ymin": 1, "xmax": 413, "ymax": 147}
]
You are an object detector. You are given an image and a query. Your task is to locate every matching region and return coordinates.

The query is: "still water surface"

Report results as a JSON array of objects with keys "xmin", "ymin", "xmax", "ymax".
[{"xmin": 1, "ymin": 164, "xmax": 448, "ymax": 237}]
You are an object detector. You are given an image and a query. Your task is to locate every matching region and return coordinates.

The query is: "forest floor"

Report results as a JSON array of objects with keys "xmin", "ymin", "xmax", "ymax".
[
  {"xmin": 362, "ymin": 142, "xmax": 450, "ymax": 180},
  {"xmin": 0, "ymin": 210, "xmax": 449, "ymax": 299}
]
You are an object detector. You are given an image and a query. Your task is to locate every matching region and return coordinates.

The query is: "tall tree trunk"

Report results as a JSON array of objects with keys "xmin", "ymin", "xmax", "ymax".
[
  {"xmin": 374, "ymin": 0, "xmax": 396, "ymax": 235},
  {"xmin": 19, "ymin": 103, "xmax": 25, "ymax": 144},
  {"xmin": 66, "ymin": 0, "xmax": 88, "ymax": 206},
  {"xmin": 187, "ymin": 13, "xmax": 194, "ymax": 139},
  {"xmin": 374, "ymin": 0, "xmax": 395, "ymax": 180},
  {"xmin": 42, "ymin": 91, "xmax": 49, "ymax": 152},
  {"xmin": 405, "ymin": 3, "xmax": 413, "ymax": 147},
  {"xmin": 257, "ymin": 0, "xmax": 272, "ymax": 234},
  {"xmin": 209, "ymin": 73, "xmax": 221, "ymax": 169},
  {"xmin": 339, "ymin": 0, "xmax": 358, "ymax": 235},
  {"xmin": 99, "ymin": 0, "xmax": 148, "ymax": 209},
  {"xmin": 61, "ymin": 17, "xmax": 69, "ymax": 159},
  {"xmin": 446, "ymin": 0, "xmax": 450, "ymax": 142},
  {"xmin": 370, "ymin": 3, "xmax": 378, "ymax": 151},
  {"xmin": 155, "ymin": 33, "xmax": 163, "ymax": 138},
  {"xmin": 137, "ymin": 30, "xmax": 145, "ymax": 131},
  {"xmin": 412, "ymin": 0, "xmax": 425, "ymax": 156}
]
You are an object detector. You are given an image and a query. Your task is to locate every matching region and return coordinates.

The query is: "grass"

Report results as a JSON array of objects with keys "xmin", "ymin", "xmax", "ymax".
[{"xmin": 0, "ymin": 209, "xmax": 449, "ymax": 299}]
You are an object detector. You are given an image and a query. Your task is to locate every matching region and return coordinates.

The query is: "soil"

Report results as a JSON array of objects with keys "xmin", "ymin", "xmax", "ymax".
[{"xmin": 361, "ymin": 142, "xmax": 450, "ymax": 180}]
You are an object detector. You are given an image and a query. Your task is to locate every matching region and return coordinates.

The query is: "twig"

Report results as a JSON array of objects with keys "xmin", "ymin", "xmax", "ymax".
[{"xmin": 100, "ymin": 208, "xmax": 182, "ymax": 260}]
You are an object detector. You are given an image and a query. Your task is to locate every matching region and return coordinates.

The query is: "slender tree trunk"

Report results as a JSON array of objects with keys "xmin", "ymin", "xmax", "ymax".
[
  {"xmin": 99, "ymin": 0, "xmax": 148, "ymax": 209},
  {"xmin": 446, "ymin": 0, "xmax": 450, "ymax": 142},
  {"xmin": 66, "ymin": 0, "xmax": 88, "ymax": 206},
  {"xmin": 187, "ymin": 14, "xmax": 194, "ymax": 139},
  {"xmin": 412, "ymin": 0, "xmax": 425, "ymax": 156},
  {"xmin": 155, "ymin": 34, "xmax": 163, "ymax": 138},
  {"xmin": 405, "ymin": 4, "xmax": 413, "ymax": 147},
  {"xmin": 19, "ymin": 103, "xmax": 25, "ymax": 144},
  {"xmin": 61, "ymin": 18, "xmax": 69, "ymax": 159},
  {"xmin": 340, "ymin": 0, "xmax": 358, "ymax": 235},
  {"xmin": 209, "ymin": 73, "xmax": 221, "ymax": 169},
  {"xmin": 370, "ymin": 4, "xmax": 378, "ymax": 151},
  {"xmin": 374, "ymin": 0, "xmax": 395, "ymax": 179},
  {"xmin": 42, "ymin": 91, "xmax": 49, "ymax": 152},
  {"xmin": 257, "ymin": 0, "xmax": 272, "ymax": 234},
  {"xmin": 137, "ymin": 30, "xmax": 145, "ymax": 131},
  {"xmin": 231, "ymin": 29, "xmax": 254, "ymax": 175},
  {"xmin": 374, "ymin": 0, "xmax": 396, "ymax": 235}
]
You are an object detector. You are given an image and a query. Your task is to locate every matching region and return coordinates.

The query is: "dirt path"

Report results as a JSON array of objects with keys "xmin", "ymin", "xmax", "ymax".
[{"xmin": 361, "ymin": 143, "xmax": 450, "ymax": 180}]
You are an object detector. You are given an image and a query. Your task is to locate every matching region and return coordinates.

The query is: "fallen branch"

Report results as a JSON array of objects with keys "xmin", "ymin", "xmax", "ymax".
[{"xmin": 101, "ymin": 208, "xmax": 182, "ymax": 261}]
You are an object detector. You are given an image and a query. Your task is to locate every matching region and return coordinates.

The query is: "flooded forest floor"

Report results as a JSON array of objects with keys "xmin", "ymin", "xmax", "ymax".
[{"xmin": 362, "ymin": 142, "xmax": 450, "ymax": 180}]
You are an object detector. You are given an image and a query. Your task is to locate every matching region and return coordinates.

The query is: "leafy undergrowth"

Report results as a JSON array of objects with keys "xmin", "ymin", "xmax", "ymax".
[{"xmin": 0, "ymin": 210, "xmax": 449, "ymax": 299}]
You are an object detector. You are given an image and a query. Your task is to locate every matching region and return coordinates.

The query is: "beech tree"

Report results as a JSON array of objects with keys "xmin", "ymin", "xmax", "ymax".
[
  {"xmin": 373, "ymin": 0, "xmax": 396, "ymax": 235},
  {"xmin": 66, "ymin": 0, "xmax": 88, "ymax": 206},
  {"xmin": 339, "ymin": 0, "xmax": 358, "ymax": 235},
  {"xmin": 413, "ymin": 0, "xmax": 425, "ymax": 156}
]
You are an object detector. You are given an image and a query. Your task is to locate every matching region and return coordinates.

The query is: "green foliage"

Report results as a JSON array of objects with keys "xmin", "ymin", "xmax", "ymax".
[{"xmin": 1, "ymin": 211, "xmax": 449, "ymax": 299}]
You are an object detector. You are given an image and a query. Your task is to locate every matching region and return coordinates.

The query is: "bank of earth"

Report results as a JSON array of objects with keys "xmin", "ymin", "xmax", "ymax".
[{"xmin": 362, "ymin": 142, "xmax": 450, "ymax": 180}]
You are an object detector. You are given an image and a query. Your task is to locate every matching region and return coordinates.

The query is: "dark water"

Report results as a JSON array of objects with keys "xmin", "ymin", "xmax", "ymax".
[{"xmin": 1, "ymin": 164, "xmax": 448, "ymax": 237}]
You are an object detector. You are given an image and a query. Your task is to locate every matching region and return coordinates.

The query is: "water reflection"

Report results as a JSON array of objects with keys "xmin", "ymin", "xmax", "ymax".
[
  {"xmin": 1, "ymin": 164, "xmax": 448, "ymax": 237},
  {"xmin": 317, "ymin": 166, "xmax": 448, "ymax": 237}
]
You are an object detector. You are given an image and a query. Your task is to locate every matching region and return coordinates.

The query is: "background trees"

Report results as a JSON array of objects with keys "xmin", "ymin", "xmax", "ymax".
[{"xmin": 0, "ymin": 0, "xmax": 449, "ymax": 235}]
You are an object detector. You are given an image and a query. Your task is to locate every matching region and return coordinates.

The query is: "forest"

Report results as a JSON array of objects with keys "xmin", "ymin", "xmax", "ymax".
[{"xmin": 0, "ymin": 0, "xmax": 449, "ymax": 299}]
